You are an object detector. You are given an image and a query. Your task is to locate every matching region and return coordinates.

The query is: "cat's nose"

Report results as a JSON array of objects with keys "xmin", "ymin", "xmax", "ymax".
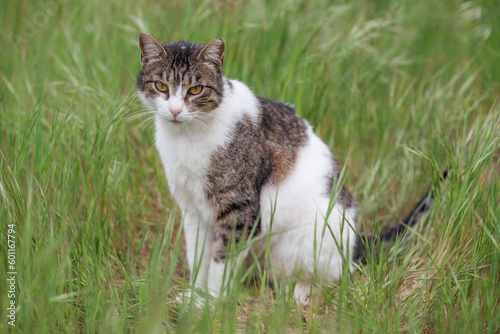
[{"xmin": 169, "ymin": 107, "xmax": 182, "ymax": 118}]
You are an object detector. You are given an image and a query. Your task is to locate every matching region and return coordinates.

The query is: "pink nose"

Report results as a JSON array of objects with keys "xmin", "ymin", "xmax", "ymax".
[{"xmin": 169, "ymin": 107, "xmax": 182, "ymax": 118}]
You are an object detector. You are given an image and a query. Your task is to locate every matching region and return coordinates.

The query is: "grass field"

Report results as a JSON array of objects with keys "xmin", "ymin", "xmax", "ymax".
[{"xmin": 1, "ymin": 0, "xmax": 500, "ymax": 332}]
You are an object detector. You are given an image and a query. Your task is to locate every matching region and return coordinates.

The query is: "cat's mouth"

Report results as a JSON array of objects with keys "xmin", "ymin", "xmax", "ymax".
[
  {"xmin": 157, "ymin": 112, "xmax": 187, "ymax": 124},
  {"xmin": 161, "ymin": 115, "xmax": 189, "ymax": 124}
]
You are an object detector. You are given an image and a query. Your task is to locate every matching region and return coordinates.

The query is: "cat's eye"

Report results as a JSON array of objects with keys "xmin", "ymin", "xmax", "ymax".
[
  {"xmin": 188, "ymin": 85, "xmax": 203, "ymax": 95},
  {"xmin": 155, "ymin": 82, "xmax": 168, "ymax": 92}
]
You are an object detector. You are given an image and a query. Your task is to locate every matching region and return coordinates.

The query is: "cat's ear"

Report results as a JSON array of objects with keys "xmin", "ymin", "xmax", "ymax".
[
  {"xmin": 197, "ymin": 39, "xmax": 225, "ymax": 69},
  {"xmin": 139, "ymin": 33, "xmax": 168, "ymax": 66}
]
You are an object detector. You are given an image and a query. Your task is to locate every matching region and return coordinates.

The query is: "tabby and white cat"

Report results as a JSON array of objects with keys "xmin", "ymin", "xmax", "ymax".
[{"xmin": 137, "ymin": 33, "xmax": 431, "ymax": 304}]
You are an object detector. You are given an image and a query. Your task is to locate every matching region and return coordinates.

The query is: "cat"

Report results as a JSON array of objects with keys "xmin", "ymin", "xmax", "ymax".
[{"xmin": 136, "ymin": 33, "xmax": 434, "ymax": 305}]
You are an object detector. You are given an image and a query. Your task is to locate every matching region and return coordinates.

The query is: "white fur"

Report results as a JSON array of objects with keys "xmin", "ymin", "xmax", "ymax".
[
  {"xmin": 255, "ymin": 126, "xmax": 357, "ymax": 303},
  {"xmin": 142, "ymin": 78, "xmax": 357, "ymax": 303}
]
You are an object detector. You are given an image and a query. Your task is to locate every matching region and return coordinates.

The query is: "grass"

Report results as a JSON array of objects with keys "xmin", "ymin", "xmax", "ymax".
[{"xmin": 1, "ymin": 0, "xmax": 499, "ymax": 332}]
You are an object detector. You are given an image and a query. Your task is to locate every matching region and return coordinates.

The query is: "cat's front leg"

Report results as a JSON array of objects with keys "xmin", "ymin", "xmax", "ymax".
[
  {"xmin": 205, "ymin": 203, "xmax": 259, "ymax": 298},
  {"xmin": 206, "ymin": 241, "xmax": 249, "ymax": 297},
  {"xmin": 182, "ymin": 212, "xmax": 213, "ymax": 290}
]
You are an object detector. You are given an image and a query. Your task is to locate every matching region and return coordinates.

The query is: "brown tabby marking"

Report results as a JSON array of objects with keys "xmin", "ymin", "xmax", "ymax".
[{"xmin": 206, "ymin": 99, "xmax": 308, "ymax": 262}]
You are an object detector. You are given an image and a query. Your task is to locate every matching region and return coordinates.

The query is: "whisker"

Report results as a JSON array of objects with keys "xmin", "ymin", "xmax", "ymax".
[
  {"xmin": 190, "ymin": 117, "xmax": 210, "ymax": 134},
  {"xmin": 194, "ymin": 112, "xmax": 234, "ymax": 130},
  {"xmin": 133, "ymin": 115, "xmax": 156, "ymax": 133},
  {"xmin": 191, "ymin": 113, "xmax": 215, "ymax": 133},
  {"xmin": 141, "ymin": 119, "xmax": 157, "ymax": 137},
  {"xmin": 127, "ymin": 111, "xmax": 156, "ymax": 122}
]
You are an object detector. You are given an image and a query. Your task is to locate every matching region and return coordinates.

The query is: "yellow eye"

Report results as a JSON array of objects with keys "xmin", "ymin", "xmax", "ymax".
[
  {"xmin": 155, "ymin": 82, "xmax": 168, "ymax": 92},
  {"xmin": 188, "ymin": 85, "xmax": 203, "ymax": 95}
]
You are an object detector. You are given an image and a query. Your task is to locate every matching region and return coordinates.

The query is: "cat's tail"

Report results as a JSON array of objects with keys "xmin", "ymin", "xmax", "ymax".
[{"xmin": 353, "ymin": 171, "xmax": 447, "ymax": 263}]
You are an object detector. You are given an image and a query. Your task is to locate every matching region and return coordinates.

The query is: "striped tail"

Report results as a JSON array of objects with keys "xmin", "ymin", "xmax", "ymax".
[{"xmin": 354, "ymin": 171, "xmax": 446, "ymax": 263}]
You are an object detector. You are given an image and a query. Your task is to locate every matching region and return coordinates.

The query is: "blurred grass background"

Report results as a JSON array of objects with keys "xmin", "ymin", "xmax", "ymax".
[{"xmin": 1, "ymin": 0, "xmax": 499, "ymax": 332}]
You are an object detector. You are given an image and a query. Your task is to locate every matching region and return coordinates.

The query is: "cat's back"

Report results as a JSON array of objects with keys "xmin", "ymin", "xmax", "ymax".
[
  {"xmin": 256, "ymin": 97, "xmax": 310, "ymax": 185},
  {"xmin": 258, "ymin": 97, "xmax": 307, "ymax": 140}
]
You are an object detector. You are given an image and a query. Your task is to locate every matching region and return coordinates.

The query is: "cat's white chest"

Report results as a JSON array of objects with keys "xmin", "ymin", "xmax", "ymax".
[
  {"xmin": 154, "ymin": 118, "xmax": 225, "ymax": 222},
  {"xmin": 156, "ymin": 138, "xmax": 208, "ymax": 216}
]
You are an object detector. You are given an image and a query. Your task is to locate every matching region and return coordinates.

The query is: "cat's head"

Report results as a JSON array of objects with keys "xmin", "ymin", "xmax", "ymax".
[{"xmin": 137, "ymin": 33, "xmax": 225, "ymax": 123}]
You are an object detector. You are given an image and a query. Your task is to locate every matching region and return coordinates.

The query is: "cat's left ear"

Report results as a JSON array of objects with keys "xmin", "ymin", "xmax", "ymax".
[{"xmin": 197, "ymin": 39, "xmax": 225, "ymax": 69}]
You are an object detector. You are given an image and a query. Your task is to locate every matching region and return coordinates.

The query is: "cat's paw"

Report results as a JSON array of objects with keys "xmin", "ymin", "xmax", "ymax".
[
  {"xmin": 175, "ymin": 289, "xmax": 213, "ymax": 308},
  {"xmin": 174, "ymin": 289, "xmax": 192, "ymax": 303},
  {"xmin": 293, "ymin": 281, "xmax": 312, "ymax": 306}
]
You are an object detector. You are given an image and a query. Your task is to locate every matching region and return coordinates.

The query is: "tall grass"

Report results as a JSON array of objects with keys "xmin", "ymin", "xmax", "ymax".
[{"xmin": 1, "ymin": 0, "xmax": 499, "ymax": 332}]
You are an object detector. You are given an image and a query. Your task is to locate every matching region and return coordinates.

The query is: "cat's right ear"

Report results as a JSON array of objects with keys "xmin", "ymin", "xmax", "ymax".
[{"xmin": 139, "ymin": 33, "xmax": 167, "ymax": 66}]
